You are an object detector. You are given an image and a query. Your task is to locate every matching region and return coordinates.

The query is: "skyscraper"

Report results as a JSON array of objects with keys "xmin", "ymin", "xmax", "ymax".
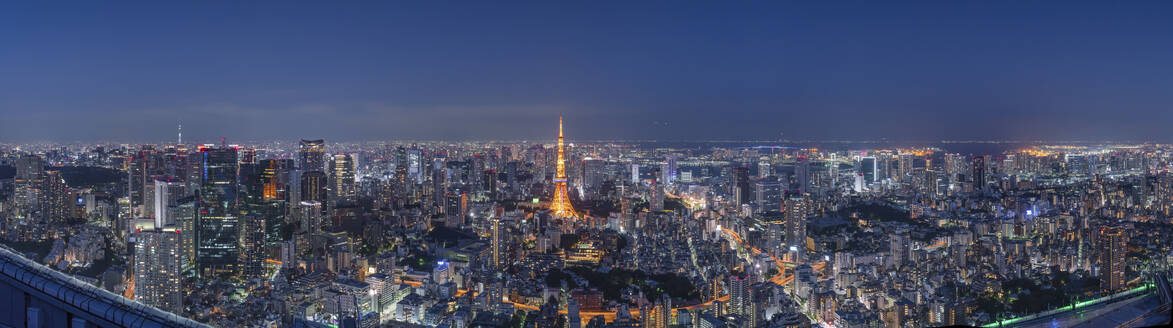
[
  {"xmin": 329, "ymin": 154, "xmax": 357, "ymax": 207},
  {"xmin": 39, "ymin": 170, "xmax": 70, "ymax": 224},
  {"xmin": 128, "ymin": 149, "xmax": 151, "ymax": 217},
  {"xmin": 394, "ymin": 146, "xmax": 408, "ymax": 191},
  {"xmin": 14, "ymin": 155, "xmax": 45, "ymax": 220},
  {"xmin": 972, "ymin": 155, "xmax": 986, "ymax": 192},
  {"xmin": 301, "ymin": 171, "xmax": 328, "ymax": 204},
  {"xmin": 294, "ymin": 201, "xmax": 323, "ymax": 233},
  {"xmin": 583, "ymin": 159, "xmax": 604, "ymax": 200},
  {"xmin": 795, "ymin": 155, "xmax": 810, "ymax": 194},
  {"xmin": 728, "ymin": 275, "xmax": 749, "ymax": 315},
  {"xmin": 860, "ymin": 157, "xmax": 877, "ymax": 184},
  {"xmin": 889, "ymin": 230, "xmax": 909, "ymax": 268},
  {"xmin": 923, "ymin": 169, "xmax": 939, "ymax": 195},
  {"xmin": 733, "ymin": 167, "xmax": 751, "ymax": 205},
  {"xmin": 152, "ymin": 179, "xmax": 184, "ymax": 228},
  {"xmin": 299, "ymin": 139, "xmax": 326, "ymax": 172},
  {"xmin": 174, "ymin": 196, "xmax": 197, "ymax": 267},
  {"xmin": 1097, "ymin": 227, "xmax": 1126, "ymax": 291},
  {"xmin": 550, "ymin": 116, "xmax": 577, "ymax": 217},
  {"xmin": 754, "ymin": 178, "xmax": 782, "ymax": 213},
  {"xmin": 897, "ymin": 154, "xmax": 915, "ymax": 182},
  {"xmin": 490, "ymin": 216, "xmax": 504, "ymax": 268},
  {"xmin": 445, "ymin": 190, "xmax": 468, "ymax": 227},
  {"xmin": 239, "ymin": 212, "xmax": 266, "ymax": 278},
  {"xmin": 238, "ymin": 162, "xmax": 282, "ymax": 278},
  {"xmin": 649, "ymin": 181, "xmax": 665, "ymax": 212},
  {"xmin": 432, "ymin": 157, "xmax": 447, "ymax": 205},
  {"xmin": 195, "ymin": 144, "xmax": 239, "ymax": 277},
  {"xmin": 784, "ymin": 193, "xmax": 810, "ymax": 259},
  {"xmin": 257, "ymin": 159, "xmax": 289, "ymax": 244},
  {"xmin": 661, "ymin": 156, "xmax": 677, "ymax": 185},
  {"xmin": 944, "ymin": 153, "xmax": 965, "ymax": 184},
  {"xmin": 631, "ymin": 164, "xmax": 640, "ymax": 184},
  {"xmin": 409, "ymin": 147, "xmax": 423, "ymax": 182},
  {"xmin": 134, "ymin": 227, "xmax": 182, "ymax": 314}
]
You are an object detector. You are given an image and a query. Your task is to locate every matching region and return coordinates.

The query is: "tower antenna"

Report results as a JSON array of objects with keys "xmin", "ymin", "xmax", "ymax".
[{"xmin": 551, "ymin": 115, "xmax": 577, "ymax": 217}]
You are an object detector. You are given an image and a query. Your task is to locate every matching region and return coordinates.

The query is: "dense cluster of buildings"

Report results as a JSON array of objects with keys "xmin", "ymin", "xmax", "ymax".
[{"xmin": 0, "ymin": 121, "xmax": 1171, "ymax": 327}]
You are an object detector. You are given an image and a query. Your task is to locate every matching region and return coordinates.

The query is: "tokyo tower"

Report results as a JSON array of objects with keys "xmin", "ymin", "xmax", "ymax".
[{"xmin": 550, "ymin": 116, "xmax": 577, "ymax": 217}]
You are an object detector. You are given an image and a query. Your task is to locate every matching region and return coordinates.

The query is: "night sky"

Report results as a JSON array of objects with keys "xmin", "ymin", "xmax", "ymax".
[{"xmin": 1, "ymin": 1, "xmax": 1170, "ymax": 142}]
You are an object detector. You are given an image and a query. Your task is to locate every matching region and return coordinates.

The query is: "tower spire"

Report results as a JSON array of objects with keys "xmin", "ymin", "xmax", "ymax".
[
  {"xmin": 178, "ymin": 121, "xmax": 182, "ymax": 145},
  {"xmin": 551, "ymin": 115, "xmax": 577, "ymax": 217}
]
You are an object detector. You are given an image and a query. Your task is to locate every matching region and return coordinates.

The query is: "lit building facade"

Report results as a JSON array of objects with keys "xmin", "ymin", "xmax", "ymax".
[
  {"xmin": 134, "ymin": 228, "xmax": 183, "ymax": 314},
  {"xmin": 195, "ymin": 144, "xmax": 239, "ymax": 277}
]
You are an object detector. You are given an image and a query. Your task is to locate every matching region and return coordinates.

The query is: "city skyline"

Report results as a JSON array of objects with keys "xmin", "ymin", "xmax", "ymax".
[
  {"xmin": 1, "ymin": 118, "xmax": 1172, "ymax": 327},
  {"xmin": 1, "ymin": 2, "xmax": 1172, "ymax": 328}
]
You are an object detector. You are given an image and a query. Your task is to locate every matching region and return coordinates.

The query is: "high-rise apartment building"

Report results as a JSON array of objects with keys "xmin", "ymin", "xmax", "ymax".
[
  {"xmin": 134, "ymin": 228, "xmax": 183, "ymax": 314},
  {"xmin": 728, "ymin": 275, "xmax": 749, "ymax": 315},
  {"xmin": 784, "ymin": 194, "xmax": 810, "ymax": 258},
  {"xmin": 1097, "ymin": 227, "xmax": 1126, "ymax": 291},
  {"xmin": 39, "ymin": 170, "xmax": 70, "ymax": 224},
  {"xmin": 14, "ymin": 155, "xmax": 45, "ymax": 220},
  {"xmin": 490, "ymin": 215, "xmax": 505, "ymax": 269}
]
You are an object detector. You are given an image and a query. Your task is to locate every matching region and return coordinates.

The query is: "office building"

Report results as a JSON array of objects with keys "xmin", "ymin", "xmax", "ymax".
[
  {"xmin": 195, "ymin": 144, "xmax": 239, "ymax": 277},
  {"xmin": 733, "ymin": 166, "xmax": 751, "ymax": 205},
  {"xmin": 754, "ymin": 178, "xmax": 782, "ymax": 213},
  {"xmin": 299, "ymin": 139, "xmax": 326, "ymax": 172},
  {"xmin": 330, "ymin": 154, "xmax": 357, "ymax": 207}
]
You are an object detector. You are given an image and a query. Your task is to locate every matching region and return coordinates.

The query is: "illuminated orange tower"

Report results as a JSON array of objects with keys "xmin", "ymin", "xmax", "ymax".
[{"xmin": 550, "ymin": 116, "xmax": 577, "ymax": 217}]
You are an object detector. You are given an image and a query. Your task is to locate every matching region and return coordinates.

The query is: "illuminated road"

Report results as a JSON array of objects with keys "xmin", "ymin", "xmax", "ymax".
[{"xmin": 719, "ymin": 227, "xmax": 823, "ymax": 283}]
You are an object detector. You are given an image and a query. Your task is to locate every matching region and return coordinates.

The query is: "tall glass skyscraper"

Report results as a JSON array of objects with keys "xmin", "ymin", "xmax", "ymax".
[
  {"xmin": 299, "ymin": 139, "xmax": 326, "ymax": 172},
  {"xmin": 860, "ymin": 157, "xmax": 877, "ymax": 184},
  {"xmin": 196, "ymin": 145, "xmax": 239, "ymax": 277},
  {"xmin": 330, "ymin": 154, "xmax": 357, "ymax": 207}
]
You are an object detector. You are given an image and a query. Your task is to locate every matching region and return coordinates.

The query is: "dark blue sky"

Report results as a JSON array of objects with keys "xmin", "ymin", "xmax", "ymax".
[{"xmin": 1, "ymin": 1, "xmax": 1170, "ymax": 142}]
